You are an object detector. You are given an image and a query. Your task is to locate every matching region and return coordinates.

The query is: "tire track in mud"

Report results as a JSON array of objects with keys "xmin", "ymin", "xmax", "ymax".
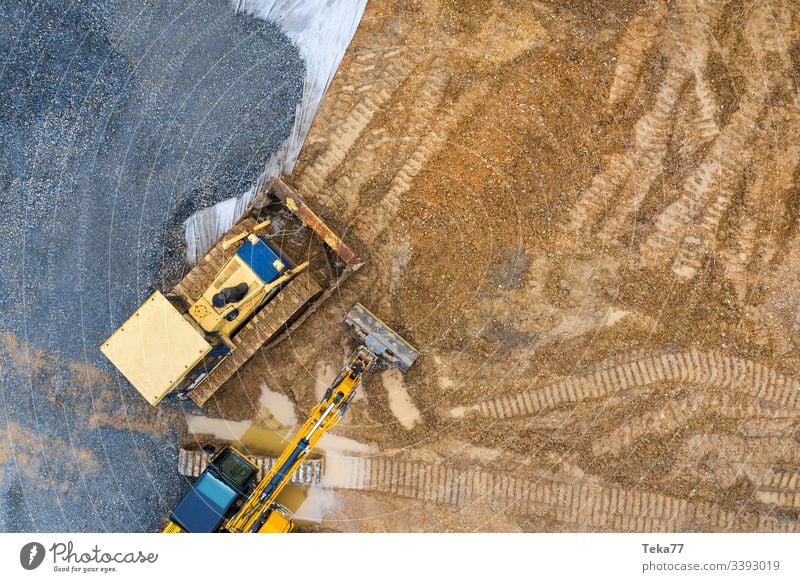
[
  {"xmin": 641, "ymin": 90, "xmax": 763, "ymax": 278},
  {"xmin": 298, "ymin": 51, "xmax": 488, "ymax": 250},
  {"xmin": 564, "ymin": 62, "xmax": 685, "ymax": 247},
  {"xmin": 291, "ymin": 6, "xmax": 536, "ymax": 252},
  {"xmin": 719, "ymin": 102, "xmax": 800, "ymax": 298},
  {"xmin": 719, "ymin": 170, "xmax": 768, "ymax": 299},
  {"xmin": 447, "ymin": 349, "xmax": 800, "ymax": 420},
  {"xmin": 563, "ymin": 0, "xmax": 726, "ymax": 249},
  {"xmin": 562, "ymin": 0, "xmax": 800, "ymax": 285},
  {"xmin": 596, "ymin": 67, "xmax": 690, "ymax": 245},
  {"xmin": 607, "ymin": 4, "xmax": 666, "ymax": 106},
  {"xmin": 177, "ymin": 448, "xmax": 798, "ymax": 531},
  {"xmin": 294, "ymin": 48, "xmax": 424, "ymax": 198},
  {"xmin": 653, "ymin": 0, "xmax": 798, "ymax": 280},
  {"xmin": 355, "ymin": 82, "xmax": 490, "ymax": 246},
  {"xmin": 597, "ymin": 0, "xmax": 724, "ymax": 245},
  {"xmin": 679, "ymin": 433, "xmax": 800, "ymax": 510},
  {"xmin": 591, "ymin": 390, "xmax": 798, "ymax": 457},
  {"xmin": 324, "ymin": 57, "xmax": 450, "ymax": 219}
]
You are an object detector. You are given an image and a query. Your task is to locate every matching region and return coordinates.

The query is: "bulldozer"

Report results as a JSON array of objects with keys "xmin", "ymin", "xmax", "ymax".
[
  {"xmin": 162, "ymin": 303, "xmax": 418, "ymax": 533},
  {"xmin": 100, "ymin": 178, "xmax": 363, "ymax": 407}
]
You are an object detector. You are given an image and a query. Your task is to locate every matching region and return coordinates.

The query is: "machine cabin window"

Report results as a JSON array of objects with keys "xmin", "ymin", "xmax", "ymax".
[{"xmin": 215, "ymin": 450, "xmax": 258, "ymax": 490}]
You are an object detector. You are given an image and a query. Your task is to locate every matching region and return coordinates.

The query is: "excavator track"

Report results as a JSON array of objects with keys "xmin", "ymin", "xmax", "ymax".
[
  {"xmin": 178, "ymin": 448, "xmax": 799, "ymax": 532},
  {"xmin": 178, "ymin": 448, "xmax": 323, "ymax": 486}
]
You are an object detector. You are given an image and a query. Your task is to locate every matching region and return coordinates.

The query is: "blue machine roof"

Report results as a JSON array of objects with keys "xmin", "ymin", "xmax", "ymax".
[
  {"xmin": 171, "ymin": 472, "xmax": 240, "ymax": 533},
  {"xmin": 236, "ymin": 238, "xmax": 287, "ymax": 284}
]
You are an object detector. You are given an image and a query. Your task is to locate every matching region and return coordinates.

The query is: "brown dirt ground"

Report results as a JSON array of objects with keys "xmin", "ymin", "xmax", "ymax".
[{"xmin": 197, "ymin": 0, "xmax": 800, "ymax": 532}]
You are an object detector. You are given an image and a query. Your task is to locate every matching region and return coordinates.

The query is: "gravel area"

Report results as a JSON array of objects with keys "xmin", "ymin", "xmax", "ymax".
[{"xmin": 0, "ymin": 0, "xmax": 304, "ymax": 531}]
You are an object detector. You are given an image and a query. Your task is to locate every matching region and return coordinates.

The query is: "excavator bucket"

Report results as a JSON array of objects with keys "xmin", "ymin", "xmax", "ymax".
[{"xmin": 343, "ymin": 303, "xmax": 419, "ymax": 372}]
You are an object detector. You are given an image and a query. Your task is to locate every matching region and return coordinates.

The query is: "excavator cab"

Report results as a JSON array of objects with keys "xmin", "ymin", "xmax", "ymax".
[{"xmin": 167, "ymin": 446, "xmax": 258, "ymax": 533}]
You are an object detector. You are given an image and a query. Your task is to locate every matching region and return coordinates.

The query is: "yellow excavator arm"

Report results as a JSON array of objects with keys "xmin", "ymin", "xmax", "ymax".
[
  {"xmin": 163, "ymin": 304, "xmax": 418, "ymax": 534},
  {"xmin": 224, "ymin": 346, "xmax": 377, "ymax": 533}
]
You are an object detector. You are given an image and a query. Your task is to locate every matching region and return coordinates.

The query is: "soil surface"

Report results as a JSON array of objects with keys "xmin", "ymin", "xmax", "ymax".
[{"xmin": 203, "ymin": 0, "xmax": 800, "ymax": 532}]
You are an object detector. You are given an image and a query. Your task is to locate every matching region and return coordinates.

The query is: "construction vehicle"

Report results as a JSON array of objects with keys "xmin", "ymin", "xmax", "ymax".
[
  {"xmin": 100, "ymin": 178, "xmax": 363, "ymax": 407},
  {"xmin": 162, "ymin": 303, "xmax": 418, "ymax": 533}
]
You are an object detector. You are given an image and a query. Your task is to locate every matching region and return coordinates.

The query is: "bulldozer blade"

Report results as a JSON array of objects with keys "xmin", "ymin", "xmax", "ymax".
[{"xmin": 344, "ymin": 303, "xmax": 419, "ymax": 372}]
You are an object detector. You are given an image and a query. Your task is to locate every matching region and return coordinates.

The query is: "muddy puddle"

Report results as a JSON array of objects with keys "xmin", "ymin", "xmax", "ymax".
[{"xmin": 381, "ymin": 368, "xmax": 422, "ymax": 429}]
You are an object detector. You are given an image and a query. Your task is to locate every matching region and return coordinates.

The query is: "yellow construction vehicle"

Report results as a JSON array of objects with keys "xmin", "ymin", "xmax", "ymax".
[
  {"xmin": 162, "ymin": 304, "xmax": 418, "ymax": 533},
  {"xmin": 100, "ymin": 178, "xmax": 363, "ymax": 407}
]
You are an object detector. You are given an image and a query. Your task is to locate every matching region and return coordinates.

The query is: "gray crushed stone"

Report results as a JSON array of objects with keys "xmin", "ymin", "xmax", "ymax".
[{"xmin": 0, "ymin": 0, "xmax": 304, "ymax": 531}]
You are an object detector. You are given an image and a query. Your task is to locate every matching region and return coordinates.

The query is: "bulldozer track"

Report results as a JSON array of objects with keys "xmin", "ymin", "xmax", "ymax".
[
  {"xmin": 448, "ymin": 348, "xmax": 800, "ymax": 420},
  {"xmin": 755, "ymin": 491, "xmax": 800, "ymax": 509},
  {"xmin": 170, "ymin": 205, "xmax": 329, "ymax": 407},
  {"xmin": 693, "ymin": 459, "xmax": 800, "ymax": 505},
  {"xmin": 718, "ymin": 172, "xmax": 766, "ymax": 298},
  {"xmin": 189, "ymin": 269, "xmax": 322, "ymax": 406},
  {"xmin": 178, "ymin": 448, "xmax": 323, "ymax": 485},
  {"xmin": 598, "ymin": 68, "xmax": 689, "ymax": 246}
]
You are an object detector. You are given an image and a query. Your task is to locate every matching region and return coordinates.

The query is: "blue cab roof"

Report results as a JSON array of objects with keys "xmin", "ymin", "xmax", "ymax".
[
  {"xmin": 236, "ymin": 237, "xmax": 289, "ymax": 284},
  {"xmin": 171, "ymin": 472, "xmax": 240, "ymax": 533}
]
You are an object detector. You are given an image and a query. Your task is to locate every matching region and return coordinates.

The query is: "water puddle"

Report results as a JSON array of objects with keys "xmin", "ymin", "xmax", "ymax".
[
  {"xmin": 318, "ymin": 433, "xmax": 376, "ymax": 455},
  {"xmin": 433, "ymin": 354, "xmax": 456, "ymax": 391},
  {"xmin": 381, "ymin": 368, "xmax": 421, "ymax": 429},
  {"xmin": 605, "ymin": 307, "xmax": 631, "ymax": 326},
  {"xmin": 237, "ymin": 423, "xmax": 291, "ymax": 457},
  {"xmin": 186, "ymin": 415, "xmax": 252, "ymax": 441},
  {"xmin": 292, "ymin": 487, "xmax": 340, "ymax": 522},
  {"xmin": 449, "ymin": 405, "xmax": 468, "ymax": 418},
  {"xmin": 258, "ymin": 382, "xmax": 298, "ymax": 426}
]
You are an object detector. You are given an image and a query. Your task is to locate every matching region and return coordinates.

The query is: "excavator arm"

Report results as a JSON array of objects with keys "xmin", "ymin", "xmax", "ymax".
[
  {"xmin": 223, "ymin": 346, "xmax": 378, "ymax": 533},
  {"xmin": 162, "ymin": 303, "xmax": 418, "ymax": 534}
]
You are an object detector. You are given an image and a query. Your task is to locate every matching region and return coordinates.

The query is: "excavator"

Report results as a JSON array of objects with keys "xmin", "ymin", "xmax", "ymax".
[{"xmin": 162, "ymin": 303, "xmax": 418, "ymax": 533}]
